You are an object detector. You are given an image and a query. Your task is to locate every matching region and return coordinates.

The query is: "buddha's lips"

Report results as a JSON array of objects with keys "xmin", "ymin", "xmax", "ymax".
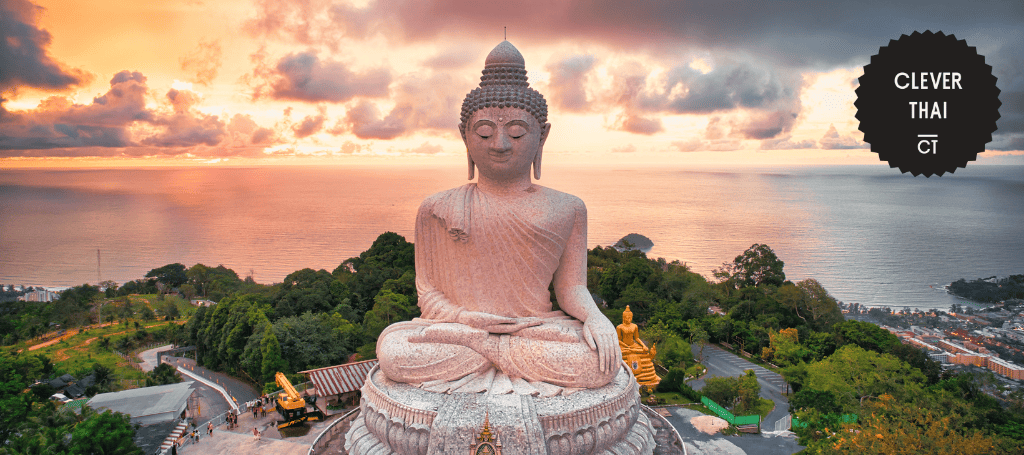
[{"xmin": 488, "ymin": 150, "xmax": 512, "ymax": 162}]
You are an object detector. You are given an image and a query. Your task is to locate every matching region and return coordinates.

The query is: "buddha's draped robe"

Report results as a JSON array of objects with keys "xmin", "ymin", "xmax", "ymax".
[{"xmin": 377, "ymin": 184, "xmax": 616, "ymax": 395}]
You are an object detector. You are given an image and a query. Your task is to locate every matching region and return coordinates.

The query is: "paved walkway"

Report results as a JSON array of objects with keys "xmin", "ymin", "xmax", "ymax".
[
  {"xmin": 689, "ymin": 344, "xmax": 791, "ymax": 433},
  {"xmin": 138, "ymin": 344, "xmax": 173, "ymax": 372},
  {"xmin": 164, "ymin": 356, "xmax": 259, "ymax": 407},
  {"xmin": 171, "ymin": 399, "xmax": 349, "ymax": 455},
  {"xmin": 177, "ymin": 424, "xmax": 312, "ymax": 455}
]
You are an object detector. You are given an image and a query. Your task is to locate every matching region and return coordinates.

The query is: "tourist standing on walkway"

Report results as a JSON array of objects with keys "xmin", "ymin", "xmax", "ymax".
[
  {"xmin": 253, "ymin": 403, "xmax": 258, "ymax": 419},
  {"xmin": 208, "ymin": 421, "xmax": 213, "ymax": 435}
]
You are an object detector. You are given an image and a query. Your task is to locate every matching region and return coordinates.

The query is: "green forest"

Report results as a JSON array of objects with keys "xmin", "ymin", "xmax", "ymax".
[
  {"xmin": 3, "ymin": 233, "xmax": 1024, "ymax": 453},
  {"xmin": 949, "ymin": 275, "xmax": 1024, "ymax": 304}
]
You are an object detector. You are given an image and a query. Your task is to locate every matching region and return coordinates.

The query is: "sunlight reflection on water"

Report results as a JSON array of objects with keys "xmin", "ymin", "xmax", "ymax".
[{"xmin": 2, "ymin": 165, "xmax": 1021, "ymax": 311}]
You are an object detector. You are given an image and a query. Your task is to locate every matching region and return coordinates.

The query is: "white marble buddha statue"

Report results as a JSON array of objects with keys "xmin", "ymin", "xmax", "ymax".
[{"xmin": 376, "ymin": 41, "xmax": 620, "ymax": 395}]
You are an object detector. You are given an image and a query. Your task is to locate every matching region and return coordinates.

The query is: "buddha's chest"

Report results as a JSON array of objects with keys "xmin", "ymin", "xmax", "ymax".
[{"xmin": 485, "ymin": 192, "xmax": 576, "ymax": 240}]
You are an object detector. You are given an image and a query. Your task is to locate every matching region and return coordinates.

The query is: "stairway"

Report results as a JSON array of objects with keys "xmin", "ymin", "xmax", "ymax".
[{"xmin": 159, "ymin": 420, "xmax": 189, "ymax": 453}]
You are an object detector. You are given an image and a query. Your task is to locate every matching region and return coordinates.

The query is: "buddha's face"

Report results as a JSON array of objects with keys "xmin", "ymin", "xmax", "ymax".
[
  {"xmin": 623, "ymin": 312, "xmax": 632, "ymax": 324},
  {"xmin": 463, "ymin": 107, "xmax": 550, "ymax": 182}
]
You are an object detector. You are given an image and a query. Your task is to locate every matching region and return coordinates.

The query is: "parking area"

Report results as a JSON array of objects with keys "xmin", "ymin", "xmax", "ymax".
[{"xmin": 689, "ymin": 344, "xmax": 791, "ymax": 433}]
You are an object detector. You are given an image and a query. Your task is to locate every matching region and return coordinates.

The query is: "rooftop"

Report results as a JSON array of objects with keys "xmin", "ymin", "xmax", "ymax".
[{"xmin": 88, "ymin": 381, "xmax": 195, "ymax": 421}]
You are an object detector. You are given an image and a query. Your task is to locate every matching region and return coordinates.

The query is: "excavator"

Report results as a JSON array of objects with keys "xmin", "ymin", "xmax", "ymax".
[{"xmin": 274, "ymin": 372, "xmax": 325, "ymax": 429}]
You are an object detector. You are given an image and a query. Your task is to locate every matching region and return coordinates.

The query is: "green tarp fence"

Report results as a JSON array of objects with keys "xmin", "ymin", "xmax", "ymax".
[
  {"xmin": 733, "ymin": 413, "xmax": 761, "ymax": 426},
  {"xmin": 700, "ymin": 396, "xmax": 760, "ymax": 427}
]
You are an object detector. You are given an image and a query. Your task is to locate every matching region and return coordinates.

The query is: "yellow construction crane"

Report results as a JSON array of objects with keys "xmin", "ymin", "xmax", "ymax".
[{"xmin": 274, "ymin": 372, "xmax": 325, "ymax": 429}]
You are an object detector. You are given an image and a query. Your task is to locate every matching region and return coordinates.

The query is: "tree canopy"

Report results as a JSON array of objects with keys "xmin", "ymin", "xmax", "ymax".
[
  {"xmin": 732, "ymin": 243, "xmax": 786, "ymax": 288},
  {"xmin": 145, "ymin": 263, "xmax": 188, "ymax": 288}
]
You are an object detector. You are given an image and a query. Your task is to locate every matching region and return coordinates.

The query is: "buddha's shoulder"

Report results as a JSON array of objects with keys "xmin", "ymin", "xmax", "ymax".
[
  {"xmin": 533, "ymin": 185, "xmax": 586, "ymax": 211},
  {"xmin": 419, "ymin": 184, "xmax": 474, "ymax": 209}
]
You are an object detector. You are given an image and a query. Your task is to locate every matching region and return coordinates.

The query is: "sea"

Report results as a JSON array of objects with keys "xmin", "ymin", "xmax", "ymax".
[{"xmin": 2, "ymin": 164, "xmax": 1022, "ymax": 312}]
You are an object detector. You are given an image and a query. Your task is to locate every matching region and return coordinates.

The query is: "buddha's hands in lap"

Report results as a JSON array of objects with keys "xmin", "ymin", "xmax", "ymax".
[
  {"xmin": 456, "ymin": 311, "xmax": 543, "ymax": 333},
  {"xmin": 407, "ymin": 312, "xmax": 542, "ymax": 348},
  {"xmin": 583, "ymin": 316, "xmax": 619, "ymax": 374}
]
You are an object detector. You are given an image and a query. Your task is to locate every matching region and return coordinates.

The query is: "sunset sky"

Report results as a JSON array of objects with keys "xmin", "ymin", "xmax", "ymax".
[{"xmin": 1, "ymin": 0, "xmax": 1021, "ymax": 168}]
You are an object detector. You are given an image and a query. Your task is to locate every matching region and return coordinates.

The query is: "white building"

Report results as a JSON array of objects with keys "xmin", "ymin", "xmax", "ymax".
[
  {"xmin": 87, "ymin": 382, "xmax": 195, "ymax": 425},
  {"xmin": 18, "ymin": 288, "xmax": 60, "ymax": 302}
]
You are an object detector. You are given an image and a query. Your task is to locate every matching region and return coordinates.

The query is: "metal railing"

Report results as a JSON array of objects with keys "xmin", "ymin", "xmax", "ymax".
[
  {"xmin": 309, "ymin": 408, "xmax": 360, "ymax": 455},
  {"xmin": 774, "ymin": 414, "xmax": 791, "ymax": 432},
  {"xmin": 640, "ymin": 405, "xmax": 687, "ymax": 455}
]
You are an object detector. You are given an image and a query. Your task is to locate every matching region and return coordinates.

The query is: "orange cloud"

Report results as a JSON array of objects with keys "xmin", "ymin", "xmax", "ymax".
[{"xmin": 0, "ymin": 71, "xmax": 275, "ymax": 157}]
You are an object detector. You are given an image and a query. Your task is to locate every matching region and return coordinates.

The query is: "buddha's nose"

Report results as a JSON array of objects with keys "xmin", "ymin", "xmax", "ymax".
[{"xmin": 490, "ymin": 132, "xmax": 512, "ymax": 152}]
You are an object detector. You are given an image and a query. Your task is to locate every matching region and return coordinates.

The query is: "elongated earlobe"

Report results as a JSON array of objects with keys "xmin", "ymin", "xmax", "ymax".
[
  {"xmin": 468, "ymin": 153, "xmax": 475, "ymax": 180},
  {"xmin": 535, "ymin": 122, "xmax": 549, "ymax": 180},
  {"xmin": 533, "ymin": 150, "xmax": 542, "ymax": 180}
]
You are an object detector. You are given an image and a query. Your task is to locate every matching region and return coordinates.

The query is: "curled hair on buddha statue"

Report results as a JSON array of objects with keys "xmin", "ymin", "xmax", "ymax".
[{"xmin": 460, "ymin": 40, "xmax": 549, "ymax": 180}]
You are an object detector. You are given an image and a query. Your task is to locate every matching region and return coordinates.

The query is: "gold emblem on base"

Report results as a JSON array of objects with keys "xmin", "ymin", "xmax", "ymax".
[{"xmin": 471, "ymin": 412, "xmax": 503, "ymax": 455}]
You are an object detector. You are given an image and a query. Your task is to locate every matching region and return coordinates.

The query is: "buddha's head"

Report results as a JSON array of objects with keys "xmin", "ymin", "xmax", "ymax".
[
  {"xmin": 622, "ymin": 305, "xmax": 633, "ymax": 324},
  {"xmin": 460, "ymin": 41, "xmax": 550, "ymax": 181}
]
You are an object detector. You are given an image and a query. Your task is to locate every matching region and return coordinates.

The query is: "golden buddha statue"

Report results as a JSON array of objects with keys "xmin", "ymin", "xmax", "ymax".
[{"xmin": 617, "ymin": 306, "xmax": 660, "ymax": 390}]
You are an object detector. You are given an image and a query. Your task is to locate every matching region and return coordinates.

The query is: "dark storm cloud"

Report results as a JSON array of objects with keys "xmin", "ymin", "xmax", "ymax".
[
  {"xmin": 238, "ymin": 1, "xmax": 1022, "ymax": 147},
  {"xmin": 270, "ymin": 0, "xmax": 1020, "ymax": 69},
  {"xmin": 602, "ymin": 59, "xmax": 805, "ymax": 138},
  {"xmin": 737, "ymin": 110, "xmax": 800, "ymax": 140},
  {"xmin": 0, "ymin": 71, "xmax": 150, "ymax": 151},
  {"xmin": 0, "ymin": 71, "xmax": 273, "ymax": 156},
  {"xmin": 987, "ymin": 32, "xmax": 1024, "ymax": 139},
  {"xmin": 661, "ymin": 63, "xmax": 802, "ymax": 115},
  {"xmin": 0, "ymin": 0, "xmax": 89, "ymax": 92},
  {"xmin": 325, "ymin": 1, "xmax": 1023, "ymax": 140},
  {"xmin": 989, "ymin": 134, "xmax": 1024, "ymax": 152},
  {"xmin": 249, "ymin": 50, "xmax": 391, "ymax": 103},
  {"xmin": 546, "ymin": 54, "xmax": 596, "ymax": 112}
]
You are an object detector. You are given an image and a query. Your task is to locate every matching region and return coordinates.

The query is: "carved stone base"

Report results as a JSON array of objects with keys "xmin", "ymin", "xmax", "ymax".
[{"xmin": 345, "ymin": 366, "xmax": 655, "ymax": 455}]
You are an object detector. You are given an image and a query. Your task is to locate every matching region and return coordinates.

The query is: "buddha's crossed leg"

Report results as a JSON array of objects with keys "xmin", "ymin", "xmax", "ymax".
[{"xmin": 377, "ymin": 320, "xmax": 618, "ymax": 388}]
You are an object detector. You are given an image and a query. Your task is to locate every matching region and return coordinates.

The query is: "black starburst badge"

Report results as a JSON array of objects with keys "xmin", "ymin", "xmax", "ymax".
[{"xmin": 855, "ymin": 31, "xmax": 1001, "ymax": 177}]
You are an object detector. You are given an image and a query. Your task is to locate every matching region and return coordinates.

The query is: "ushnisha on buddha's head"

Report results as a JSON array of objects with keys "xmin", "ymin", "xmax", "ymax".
[{"xmin": 459, "ymin": 41, "xmax": 550, "ymax": 183}]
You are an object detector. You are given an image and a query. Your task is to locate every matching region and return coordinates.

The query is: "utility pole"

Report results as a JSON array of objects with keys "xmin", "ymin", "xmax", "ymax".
[{"xmin": 97, "ymin": 249, "xmax": 102, "ymax": 326}]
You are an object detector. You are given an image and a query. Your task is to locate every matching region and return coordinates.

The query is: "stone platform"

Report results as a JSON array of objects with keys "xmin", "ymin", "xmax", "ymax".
[{"xmin": 345, "ymin": 366, "xmax": 655, "ymax": 455}]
